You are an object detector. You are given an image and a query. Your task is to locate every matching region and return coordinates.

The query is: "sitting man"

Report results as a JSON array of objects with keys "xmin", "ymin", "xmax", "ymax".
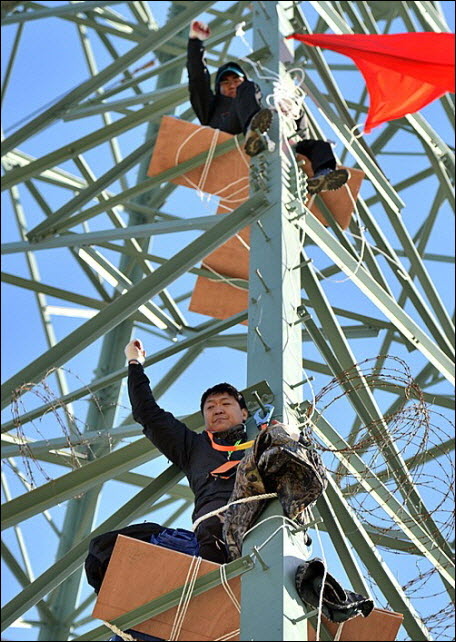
[
  {"xmin": 187, "ymin": 19, "xmax": 349, "ymax": 194},
  {"xmin": 125, "ymin": 338, "xmax": 250, "ymax": 564}
]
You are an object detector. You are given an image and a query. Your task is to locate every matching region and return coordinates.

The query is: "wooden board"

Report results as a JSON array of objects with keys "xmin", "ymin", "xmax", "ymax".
[
  {"xmin": 93, "ymin": 536, "xmax": 402, "ymax": 642},
  {"xmin": 189, "ymin": 277, "xmax": 248, "ymax": 322},
  {"xmin": 189, "ymin": 157, "xmax": 364, "ymax": 321},
  {"xmin": 147, "ymin": 117, "xmax": 364, "ymax": 320},
  {"xmin": 308, "ymin": 607, "xmax": 404, "ymax": 641},
  {"xmin": 147, "ymin": 115, "xmax": 250, "ymax": 199},
  {"xmin": 92, "ymin": 535, "xmax": 240, "ymax": 641}
]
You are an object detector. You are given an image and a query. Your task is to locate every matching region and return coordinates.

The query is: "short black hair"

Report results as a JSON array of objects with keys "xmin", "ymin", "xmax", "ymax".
[{"xmin": 200, "ymin": 382, "xmax": 248, "ymax": 414}]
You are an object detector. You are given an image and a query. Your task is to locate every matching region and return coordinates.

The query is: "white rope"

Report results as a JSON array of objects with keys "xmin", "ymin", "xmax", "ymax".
[
  {"xmin": 215, "ymin": 628, "xmax": 241, "ymax": 641},
  {"xmin": 197, "ymin": 128, "xmax": 220, "ymax": 195},
  {"xmin": 310, "ymin": 180, "xmax": 368, "ymax": 284},
  {"xmin": 213, "ymin": 176, "xmax": 250, "ymax": 203},
  {"xmin": 220, "ymin": 563, "xmax": 241, "ymax": 612},
  {"xmin": 192, "ymin": 493, "xmax": 277, "ymax": 531},
  {"xmin": 334, "ymin": 621, "xmax": 345, "ymax": 641},
  {"xmin": 234, "ymin": 134, "xmax": 251, "ymax": 169},
  {"xmin": 234, "ymin": 233, "xmax": 250, "ymax": 251},
  {"xmin": 348, "ymin": 122, "xmax": 365, "ymax": 143},
  {"xmin": 242, "ymin": 513, "xmax": 305, "ymax": 546},
  {"xmin": 168, "ymin": 555, "xmax": 203, "ymax": 641},
  {"xmin": 174, "ymin": 125, "xmax": 249, "ymax": 203},
  {"xmin": 201, "ymin": 262, "xmax": 249, "ymax": 292},
  {"xmin": 296, "ymin": 365, "xmax": 317, "ymax": 430},
  {"xmin": 175, "ymin": 124, "xmax": 209, "ymax": 190},
  {"xmin": 313, "ymin": 519, "xmax": 328, "ymax": 642},
  {"xmin": 345, "ymin": 231, "xmax": 412, "ymax": 278},
  {"xmin": 102, "ymin": 620, "xmax": 138, "ymax": 641}
]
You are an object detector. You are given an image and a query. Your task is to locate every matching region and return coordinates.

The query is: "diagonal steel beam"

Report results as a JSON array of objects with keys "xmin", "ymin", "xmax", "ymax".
[
  {"xmin": 72, "ymin": 553, "xmax": 254, "ymax": 642},
  {"xmin": 1, "ymin": 1, "xmax": 127, "ymax": 24},
  {"xmin": 2, "ymin": 437, "xmax": 164, "ymax": 531},
  {"xmin": 1, "ymin": 466, "xmax": 184, "ymax": 632},
  {"xmin": 1, "ymin": 311, "xmax": 248, "ymax": 433},
  {"xmin": 301, "ymin": 1, "xmax": 455, "ymax": 350},
  {"xmin": 1, "ymin": 541, "xmax": 55, "ymax": 623},
  {"xmin": 307, "ymin": 411, "xmax": 454, "ymax": 586},
  {"xmin": 1, "ymin": 0, "xmax": 214, "ymax": 155},
  {"xmin": 323, "ymin": 476, "xmax": 431, "ymax": 640},
  {"xmin": 27, "ymin": 140, "xmax": 153, "ymax": 239},
  {"xmin": 298, "ymin": 214, "xmax": 454, "ymax": 383},
  {"xmin": 1, "ymin": 424, "xmax": 141, "ymax": 459},
  {"xmin": 298, "ymin": 259, "xmax": 455, "ymax": 567},
  {"xmin": 21, "ymin": 136, "xmax": 240, "ymax": 233},
  {"xmin": 341, "ymin": 435, "xmax": 454, "ymax": 498},
  {"xmin": 2, "ymin": 216, "xmax": 221, "ymax": 254},
  {"xmin": 1, "ymin": 192, "xmax": 267, "ymax": 407},
  {"xmin": 354, "ymin": 195, "xmax": 454, "ymax": 358},
  {"xmin": 1, "ymin": 272, "xmax": 106, "ymax": 310}
]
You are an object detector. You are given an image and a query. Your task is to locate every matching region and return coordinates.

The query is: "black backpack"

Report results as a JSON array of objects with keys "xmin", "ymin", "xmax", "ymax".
[{"xmin": 85, "ymin": 522, "xmax": 165, "ymax": 593}]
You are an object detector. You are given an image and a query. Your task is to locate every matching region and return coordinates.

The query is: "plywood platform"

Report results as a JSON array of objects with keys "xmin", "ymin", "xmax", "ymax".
[
  {"xmin": 148, "ymin": 116, "xmax": 365, "ymax": 323},
  {"xmin": 92, "ymin": 535, "xmax": 240, "ymax": 641},
  {"xmin": 93, "ymin": 536, "xmax": 402, "ymax": 642},
  {"xmin": 308, "ymin": 607, "xmax": 404, "ymax": 641},
  {"xmin": 147, "ymin": 115, "xmax": 250, "ymax": 199}
]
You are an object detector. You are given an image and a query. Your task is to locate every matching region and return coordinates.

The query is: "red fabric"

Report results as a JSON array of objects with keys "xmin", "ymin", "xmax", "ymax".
[{"xmin": 287, "ymin": 32, "xmax": 455, "ymax": 133}]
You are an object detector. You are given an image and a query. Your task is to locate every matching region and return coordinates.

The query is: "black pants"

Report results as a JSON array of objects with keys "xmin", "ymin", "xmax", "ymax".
[
  {"xmin": 194, "ymin": 499, "xmax": 230, "ymax": 564},
  {"xmin": 195, "ymin": 514, "xmax": 229, "ymax": 564},
  {"xmin": 295, "ymin": 139, "xmax": 336, "ymax": 173},
  {"xmin": 232, "ymin": 86, "xmax": 336, "ymax": 173},
  {"xmin": 234, "ymin": 92, "xmax": 336, "ymax": 173}
]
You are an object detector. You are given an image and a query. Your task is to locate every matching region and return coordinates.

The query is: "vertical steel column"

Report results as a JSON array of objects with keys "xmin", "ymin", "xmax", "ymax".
[{"xmin": 242, "ymin": 2, "xmax": 309, "ymax": 640}]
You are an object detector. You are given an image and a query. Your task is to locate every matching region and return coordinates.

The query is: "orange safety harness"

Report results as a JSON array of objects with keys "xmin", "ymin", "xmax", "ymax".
[
  {"xmin": 206, "ymin": 430, "xmax": 254, "ymax": 478},
  {"xmin": 206, "ymin": 405, "xmax": 274, "ymax": 478}
]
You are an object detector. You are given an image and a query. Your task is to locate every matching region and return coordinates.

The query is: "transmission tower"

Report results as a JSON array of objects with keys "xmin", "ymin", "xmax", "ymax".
[{"xmin": 1, "ymin": 2, "xmax": 454, "ymax": 641}]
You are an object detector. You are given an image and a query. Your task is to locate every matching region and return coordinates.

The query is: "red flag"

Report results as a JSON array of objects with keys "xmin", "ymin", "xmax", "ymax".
[{"xmin": 287, "ymin": 32, "xmax": 455, "ymax": 133}]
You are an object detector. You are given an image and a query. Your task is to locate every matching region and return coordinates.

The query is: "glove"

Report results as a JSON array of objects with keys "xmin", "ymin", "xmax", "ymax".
[
  {"xmin": 189, "ymin": 20, "xmax": 210, "ymax": 40},
  {"xmin": 125, "ymin": 339, "xmax": 146, "ymax": 365}
]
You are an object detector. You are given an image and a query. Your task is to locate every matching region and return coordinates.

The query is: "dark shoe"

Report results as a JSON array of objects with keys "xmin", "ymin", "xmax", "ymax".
[
  {"xmin": 295, "ymin": 558, "xmax": 374, "ymax": 623},
  {"xmin": 244, "ymin": 108, "xmax": 273, "ymax": 157},
  {"xmin": 307, "ymin": 168, "xmax": 350, "ymax": 195}
]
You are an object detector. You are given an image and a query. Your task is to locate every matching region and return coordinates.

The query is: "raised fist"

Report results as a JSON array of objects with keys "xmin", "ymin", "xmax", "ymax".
[
  {"xmin": 190, "ymin": 20, "xmax": 211, "ymax": 40},
  {"xmin": 125, "ymin": 339, "xmax": 146, "ymax": 364}
]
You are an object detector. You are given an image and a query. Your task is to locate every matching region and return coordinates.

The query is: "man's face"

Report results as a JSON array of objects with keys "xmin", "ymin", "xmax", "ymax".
[
  {"xmin": 203, "ymin": 393, "xmax": 248, "ymax": 433},
  {"xmin": 219, "ymin": 72, "xmax": 244, "ymax": 98}
]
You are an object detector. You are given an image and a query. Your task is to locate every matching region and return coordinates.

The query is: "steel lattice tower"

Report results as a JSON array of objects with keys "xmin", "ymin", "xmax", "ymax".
[{"xmin": 1, "ymin": 2, "xmax": 454, "ymax": 641}]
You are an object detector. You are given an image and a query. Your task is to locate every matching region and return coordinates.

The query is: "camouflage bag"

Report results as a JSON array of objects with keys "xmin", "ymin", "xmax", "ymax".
[{"xmin": 223, "ymin": 423, "xmax": 327, "ymax": 560}]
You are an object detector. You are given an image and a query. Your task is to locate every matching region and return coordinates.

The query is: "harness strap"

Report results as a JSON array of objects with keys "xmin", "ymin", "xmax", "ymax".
[
  {"xmin": 206, "ymin": 431, "xmax": 254, "ymax": 479},
  {"xmin": 206, "ymin": 430, "xmax": 254, "ymax": 451},
  {"xmin": 210, "ymin": 460, "xmax": 241, "ymax": 477}
]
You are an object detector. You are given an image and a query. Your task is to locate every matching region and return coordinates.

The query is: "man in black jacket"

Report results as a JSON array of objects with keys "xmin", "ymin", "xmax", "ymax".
[
  {"xmin": 125, "ymin": 338, "xmax": 250, "ymax": 564},
  {"xmin": 187, "ymin": 19, "xmax": 349, "ymax": 194},
  {"xmin": 187, "ymin": 20, "xmax": 273, "ymax": 157}
]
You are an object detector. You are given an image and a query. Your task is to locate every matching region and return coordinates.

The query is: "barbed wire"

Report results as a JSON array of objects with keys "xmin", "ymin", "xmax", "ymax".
[
  {"xmin": 4, "ymin": 355, "xmax": 454, "ymax": 641},
  {"xmin": 297, "ymin": 355, "xmax": 454, "ymax": 641},
  {"xmin": 6, "ymin": 366, "xmax": 121, "ymax": 487}
]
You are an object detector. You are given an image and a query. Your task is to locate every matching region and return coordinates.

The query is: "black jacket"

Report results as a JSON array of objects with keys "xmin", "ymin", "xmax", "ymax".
[
  {"xmin": 187, "ymin": 38, "xmax": 252, "ymax": 134},
  {"xmin": 128, "ymin": 363, "xmax": 245, "ymax": 521}
]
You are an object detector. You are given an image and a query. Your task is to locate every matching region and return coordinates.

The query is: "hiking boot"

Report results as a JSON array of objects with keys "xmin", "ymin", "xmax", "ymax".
[
  {"xmin": 307, "ymin": 168, "xmax": 350, "ymax": 195},
  {"xmin": 244, "ymin": 108, "xmax": 273, "ymax": 157}
]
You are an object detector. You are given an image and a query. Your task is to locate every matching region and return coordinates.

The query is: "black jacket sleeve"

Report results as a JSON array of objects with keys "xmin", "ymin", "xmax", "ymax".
[
  {"xmin": 186, "ymin": 38, "xmax": 215, "ymax": 125},
  {"xmin": 128, "ymin": 363, "xmax": 195, "ymax": 472}
]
